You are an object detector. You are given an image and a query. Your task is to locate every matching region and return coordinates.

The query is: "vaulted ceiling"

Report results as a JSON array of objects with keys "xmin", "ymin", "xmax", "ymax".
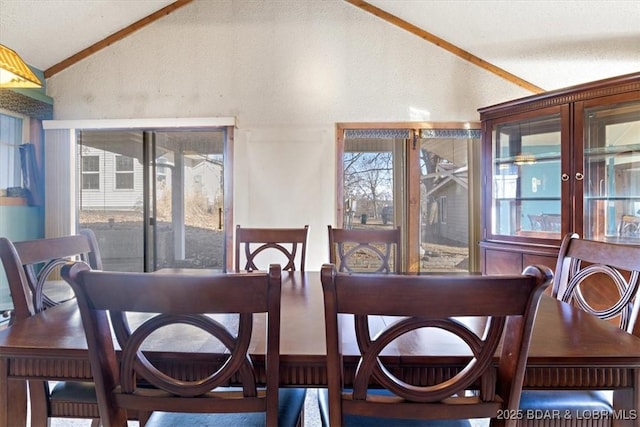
[{"xmin": 0, "ymin": 0, "xmax": 638, "ymax": 92}]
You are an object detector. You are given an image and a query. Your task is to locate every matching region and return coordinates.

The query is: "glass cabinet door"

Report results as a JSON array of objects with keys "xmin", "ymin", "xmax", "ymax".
[
  {"xmin": 581, "ymin": 97, "xmax": 640, "ymax": 242},
  {"xmin": 490, "ymin": 110, "xmax": 563, "ymax": 241}
]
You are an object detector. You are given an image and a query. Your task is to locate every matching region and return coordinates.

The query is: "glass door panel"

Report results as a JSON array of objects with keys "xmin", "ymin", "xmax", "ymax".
[
  {"xmin": 343, "ymin": 137, "xmax": 403, "ymax": 230},
  {"xmin": 418, "ymin": 130, "xmax": 479, "ymax": 273},
  {"xmin": 153, "ymin": 130, "xmax": 225, "ymax": 270},
  {"xmin": 78, "ymin": 129, "xmax": 226, "ymax": 271},
  {"xmin": 583, "ymin": 100, "xmax": 640, "ymax": 241},
  {"xmin": 491, "ymin": 114, "xmax": 562, "ymax": 240},
  {"xmin": 78, "ymin": 130, "xmax": 145, "ymax": 271},
  {"xmin": 342, "ymin": 132, "xmax": 405, "ymax": 272}
]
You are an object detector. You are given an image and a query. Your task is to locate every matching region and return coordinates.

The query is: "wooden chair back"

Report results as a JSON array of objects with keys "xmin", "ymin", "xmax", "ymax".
[
  {"xmin": 235, "ymin": 225, "xmax": 309, "ymax": 272},
  {"xmin": 517, "ymin": 234, "xmax": 640, "ymax": 423},
  {"xmin": 0, "ymin": 229, "xmax": 102, "ymax": 321},
  {"xmin": 552, "ymin": 232, "xmax": 640, "ymax": 333},
  {"xmin": 62, "ymin": 263, "xmax": 283, "ymax": 427},
  {"xmin": 0, "ymin": 229, "xmax": 104, "ymax": 427},
  {"xmin": 320, "ymin": 263, "xmax": 552, "ymax": 427},
  {"xmin": 327, "ymin": 225, "xmax": 401, "ymax": 273}
]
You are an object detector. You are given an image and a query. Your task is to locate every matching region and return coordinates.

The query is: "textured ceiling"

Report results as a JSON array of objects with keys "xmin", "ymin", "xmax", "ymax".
[
  {"xmin": 0, "ymin": 0, "xmax": 638, "ymax": 91},
  {"xmin": 366, "ymin": 0, "xmax": 640, "ymax": 90},
  {"xmin": 0, "ymin": 0, "xmax": 175, "ymax": 70}
]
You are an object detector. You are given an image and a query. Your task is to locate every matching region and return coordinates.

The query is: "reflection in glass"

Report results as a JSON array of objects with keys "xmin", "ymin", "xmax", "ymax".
[
  {"xmin": 491, "ymin": 115, "xmax": 562, "ymax": 238},
  {"xmin": 419, "ymin": 131, "xmax": 477, "ymax": 272},
  {"xmin": 583, "ymin": 101, "xmax": 640, "ymax": 241}
]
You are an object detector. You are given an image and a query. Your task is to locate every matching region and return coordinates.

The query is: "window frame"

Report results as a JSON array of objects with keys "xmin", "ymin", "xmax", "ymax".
[
  {"xmin": 114, "ymin": 155, "xmax": 135, "ymax": 190},
  {"xmin": 81, "ymin": 154, "xmax": 100, "ymax": 190},
  {"xmin": 0, "ymin": 108, "xmax": 29, "ymax": 192},
  {"xmin": 439, "ymin": 196, "xmax": 448, "ymax": 224},
  {"xmin": 336, "ymin": 122, "xmax": 481, "ymax": 273}
]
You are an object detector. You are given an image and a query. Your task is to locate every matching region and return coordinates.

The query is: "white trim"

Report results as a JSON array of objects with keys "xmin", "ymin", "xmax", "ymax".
[
  {"xmin": 44, "ymin": 129, "xmax": 77, "ymax": 238},
  {"xmin": 43, "ymin": 117, "xmax": 236, "ymax": 130}
]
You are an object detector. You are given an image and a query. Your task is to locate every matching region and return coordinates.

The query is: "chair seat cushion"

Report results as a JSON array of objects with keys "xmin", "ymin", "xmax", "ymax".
[
  {"xmin": 144, "ymin": 388, "xmax": 306, "ymax": 427},
  {"xmin": 49, "ymin": 381, "xmax": 97, "ymax": 403},
  {"xmin": 519, "ymin": 390, "xmax": 613, "ymax": 413},
  {"xmin": 317, "ymin": 388, "xmax": 472, "ymax": 427}
]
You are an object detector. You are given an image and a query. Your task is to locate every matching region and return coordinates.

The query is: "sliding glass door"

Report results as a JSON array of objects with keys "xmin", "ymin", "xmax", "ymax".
[{"xmin": 77, "ymin": 128, "xmax": 228, "ymax": 272}]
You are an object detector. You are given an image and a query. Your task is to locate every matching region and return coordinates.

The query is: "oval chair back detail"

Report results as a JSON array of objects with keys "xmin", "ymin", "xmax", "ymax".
[
  {"xmin": 320, "ymin": 263, "xmax": 552, "ymax": 427},
  {"xmin": 328, "ymin": 225, "xmax": 401, "ymax": 273},
  {"xmin": 519, "ymin": 232, "xmax": 640, "ymax": 427},
  {"xmin": 235, "ymin": 225, "xmax": 309, "ymax": 272},
  {"xmin": 62, "ymin": 263, "xmax": 305, "ymax": 427}
]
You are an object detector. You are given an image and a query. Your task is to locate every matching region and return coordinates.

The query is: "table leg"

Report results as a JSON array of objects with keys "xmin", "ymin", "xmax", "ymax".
[
  {"xmin": 0, "ymin": 359, "xmax": 27, "ymax": 427},
  {"xmin": 28, "ymin": 380, "xmax": 50, "ymax": 427},
  {"xmin": 0, "ymin": 358, "xmax": 6, "ymax": 427}
]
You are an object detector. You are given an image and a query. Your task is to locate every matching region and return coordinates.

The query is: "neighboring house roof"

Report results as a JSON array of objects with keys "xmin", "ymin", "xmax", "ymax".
[{"xmin": 425, "ymin": 162, "xmax": 468, "ymax": 197}]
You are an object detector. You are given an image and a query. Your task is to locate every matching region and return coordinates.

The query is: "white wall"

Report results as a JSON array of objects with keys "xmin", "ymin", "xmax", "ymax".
[{"xmin": 45, "ymin": 0, "xmax": 532, "ymax": 270}]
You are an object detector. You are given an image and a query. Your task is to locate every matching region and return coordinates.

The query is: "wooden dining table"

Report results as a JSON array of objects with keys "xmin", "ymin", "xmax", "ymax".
[{"xmin": 0, "ymin": 269, "xmax": 640, "ymax": 426}]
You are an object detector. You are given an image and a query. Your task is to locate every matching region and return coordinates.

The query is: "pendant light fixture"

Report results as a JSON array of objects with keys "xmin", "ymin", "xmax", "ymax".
[{"xmin": 0, "ymin": 44, "xmax": 42, "ymax": 88}]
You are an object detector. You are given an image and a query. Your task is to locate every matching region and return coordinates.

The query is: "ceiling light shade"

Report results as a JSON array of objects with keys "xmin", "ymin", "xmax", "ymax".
[{"xmin": 0, "ymin": 44, "xmax": 42, "ymax": 88}]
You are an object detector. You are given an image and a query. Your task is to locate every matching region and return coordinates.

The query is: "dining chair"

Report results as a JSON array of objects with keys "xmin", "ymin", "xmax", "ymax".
[
  {"xmin": 0, "ymin": 229, "xmax": 109, "ymax": 427},
  {"xmin": 319, "ymin": 262, "xmax": 552, "ymax": 427},
  {"xmin": 61, "ymin": 262, "xmax": 306, "ymax": 427},
  {"xmin": 518, "ymin": 232, "xmax": 640, "ymax": 426},
  {"xmin": 235, "ymin": 224, "xmax": 309, "ymax": 272},
  {"xmin": 327, "ymin": 225, "xmax": 401, "ymax": 273},
  {"xmin": 234, "ymin": 224, "xmax": 310, "ymax": 422},
  {"xmin": 0, "ymin": 229, "xmax": 103, "ymax": 427}
]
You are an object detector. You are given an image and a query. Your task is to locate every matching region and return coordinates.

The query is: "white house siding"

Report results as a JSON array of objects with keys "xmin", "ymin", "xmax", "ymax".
[
  {"xmin": 443, "ymin": 185, "xmax": 469, "ymax": 245},
  {"xmin": 80, "ymin": 147, "xmax": 145, "ymax": 211},
  {"xmin": 185, "ymin": 159, "xmax": 223, "ymax": 210}
]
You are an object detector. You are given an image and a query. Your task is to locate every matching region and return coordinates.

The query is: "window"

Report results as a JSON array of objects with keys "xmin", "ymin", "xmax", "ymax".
[
  {"xmin": 439, "ymin": 196, "xmax": 448, "ymax": 224},
  {"xmin": 115, "ymin": 156, "xmax": 134, "ymax": 190},
  {"xmin": 82, "ymin": 155, "xmax": 100, "ymax": 190},
  {"xmin": 337, "ymin": 123, "xmax": 481, "ymax": 273},
  {"xmin": 0, "ymin": 112, "xmax": 24, "ymax": 190},
  {"xmin": 343, "ymin": 145, "xmax": 395, "ymax": 227}
]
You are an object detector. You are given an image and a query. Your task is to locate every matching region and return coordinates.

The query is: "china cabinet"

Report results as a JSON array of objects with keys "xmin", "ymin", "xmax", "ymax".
[{"xmin": 479, "ymin": 72, "xmax": 640, "ymax": 274}]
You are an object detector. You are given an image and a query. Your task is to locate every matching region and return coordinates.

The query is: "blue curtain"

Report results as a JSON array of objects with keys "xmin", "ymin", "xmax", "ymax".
[{"xmin": 19, "ymin": 143, "xmax": 42, "ymax": 206}]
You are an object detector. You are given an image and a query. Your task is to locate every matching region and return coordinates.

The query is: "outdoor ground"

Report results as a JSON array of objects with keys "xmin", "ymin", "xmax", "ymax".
[{"xmin": 80, "ymin": 211, "xmax": 469, "ymax": 273}]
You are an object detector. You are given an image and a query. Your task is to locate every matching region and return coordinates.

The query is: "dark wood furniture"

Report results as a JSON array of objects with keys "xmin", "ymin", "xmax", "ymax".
[
  {"xmin": 518, "ymin": 233, "xmax": 640, "ymax": 426},
  {"xmin": 327, "ymin": 225, "xmax": 401, "ymax": 273},
  {"xmin": 235, "ymin": 225, "xmax": 309, "ymax": 272},
  {"xmin": 62, "ymin": 263, "xmax": 305, "ymax": 427},
  {"xmin": 479, "ymin": 72, "xmax": 640, "ymax": 275},
  {"xmin": 550, "ymin": 233, "xmax": 640, "ymax": 329},
  {"xmin": 1, "ymin": 271, "xmax": 640, "ymax": 427},
  {"xmin": 0, "ymin": 230, "xmax": 103, "ymax": 427},
  {"xmin": 319, "ymin": 263, "xmax": 551, "ymax": 427}
]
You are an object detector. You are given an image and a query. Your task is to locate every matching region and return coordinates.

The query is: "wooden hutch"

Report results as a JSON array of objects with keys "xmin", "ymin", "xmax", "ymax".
[{"xmin": 479, "ymin": 72, "xmax": 640, "ymax": 274}]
